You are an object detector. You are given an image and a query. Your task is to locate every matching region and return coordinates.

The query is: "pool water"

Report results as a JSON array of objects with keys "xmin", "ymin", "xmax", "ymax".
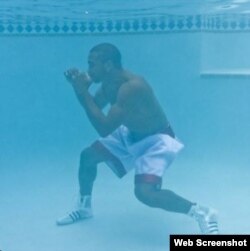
[{"xmin": 0, "ymin": 1, "xmax": 250, "ymax": 251}]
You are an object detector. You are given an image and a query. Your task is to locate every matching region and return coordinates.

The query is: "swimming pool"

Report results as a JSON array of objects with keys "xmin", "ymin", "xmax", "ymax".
[{"xmin": 1, "ymin": 1, "xmax": 250, "ymax": 251}]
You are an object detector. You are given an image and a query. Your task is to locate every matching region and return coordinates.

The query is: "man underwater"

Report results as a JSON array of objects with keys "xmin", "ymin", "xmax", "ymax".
[{"xmin": 57, "ymin": 43, "xmax": 219, "ymax": 234}]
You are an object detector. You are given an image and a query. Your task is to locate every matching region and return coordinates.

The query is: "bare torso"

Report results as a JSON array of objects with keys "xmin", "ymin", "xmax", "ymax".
[{"xmin": 101, "ymin": 71, "xmax": 174, "ymax": 139}]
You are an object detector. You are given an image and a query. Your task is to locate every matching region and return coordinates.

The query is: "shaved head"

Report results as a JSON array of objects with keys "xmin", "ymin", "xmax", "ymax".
[{"xmin": 90, "ymin": 43, "xmax": 122, "ymax": 69}]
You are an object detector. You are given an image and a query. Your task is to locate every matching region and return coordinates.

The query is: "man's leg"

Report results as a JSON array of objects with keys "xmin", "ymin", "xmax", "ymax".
[
  {"xmin": 134, "ymin": 182, "xmax": 194, "ymax": 214},
  {"xmin": 57, "ymin": 141, "xmax": 109, "ymax": 226},
  {"xmin": 78, "ymin": 143, "xmax": 108, "ymax": 196},
  {"xmin": 134, "ymin": 177, "xmax": 219, "ymax": 234}
]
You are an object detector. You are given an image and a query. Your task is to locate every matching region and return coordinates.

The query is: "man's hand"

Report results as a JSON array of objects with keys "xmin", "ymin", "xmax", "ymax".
[{"xmin": 64, "ymin": 68, "xmax": 92, "ymax": 94}]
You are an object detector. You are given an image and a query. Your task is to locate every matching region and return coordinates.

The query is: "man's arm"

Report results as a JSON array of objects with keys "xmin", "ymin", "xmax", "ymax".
[
  {"xmin": 79, "ymin": 79, "xmax": 148, "ymax": 137},
  {"xmin": 93, "ymin": 87, "xmax": 109, "ymax": 110},
  {"xmin": 65, "ymin": 68, "xmax": 108, "ymax": 109},
  {"xmin": 79, "ymin": 90, "xmax": 123, "ymax": 137},
  {"xmin": 64, "ymin": 68, "xmax": 123, "ymax": 137}
]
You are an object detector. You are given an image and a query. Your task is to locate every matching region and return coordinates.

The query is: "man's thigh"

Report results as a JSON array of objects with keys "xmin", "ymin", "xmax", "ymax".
[{"xmin": 88, "ymin": 141, "xmax": 127, "ymax": 178}]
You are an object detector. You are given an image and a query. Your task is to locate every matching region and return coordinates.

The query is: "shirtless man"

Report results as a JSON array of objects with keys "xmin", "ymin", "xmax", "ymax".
[{"xmin": 57, "ymin": 43, "xmax": 219, "ymax": 234}]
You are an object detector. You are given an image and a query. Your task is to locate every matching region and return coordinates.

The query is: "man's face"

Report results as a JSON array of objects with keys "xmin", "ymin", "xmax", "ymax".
[{"xmin": 87, "ymin": 52, "xmax": 106, "ymax": 83}]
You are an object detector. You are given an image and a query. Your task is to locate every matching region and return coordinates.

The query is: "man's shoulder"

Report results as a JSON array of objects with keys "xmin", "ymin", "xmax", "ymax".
[
  {"xmin": 121, "ymin": 75, "xmax": 150, "ymax": 96},
  {"xmin": 117, "ymin": 76, "xmax": 152, "ymax": 106}
]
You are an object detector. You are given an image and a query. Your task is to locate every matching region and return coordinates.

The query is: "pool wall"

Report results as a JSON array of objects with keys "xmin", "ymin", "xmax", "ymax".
[{"xmin": 1, "ymin": 31, "xmax": 249, "ymax": 169}]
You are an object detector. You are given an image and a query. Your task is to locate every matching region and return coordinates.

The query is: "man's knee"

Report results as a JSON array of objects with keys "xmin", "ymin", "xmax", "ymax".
[
  {"xmin": 80, "ymin": 146, "xmax": 99, "ymax": 166},
  {"xmin": 134, "ymin": 184, "xmax": 158, "ymax": 208},
  {"xmin": 78, "ymin": 147, "xmax": 98, "ymax": 179}
]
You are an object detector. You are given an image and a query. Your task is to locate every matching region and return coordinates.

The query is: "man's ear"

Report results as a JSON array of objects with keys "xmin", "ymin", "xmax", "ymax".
[{"xmin": 104, "ymin": 60, "xmax": 113, "ymax": 72}]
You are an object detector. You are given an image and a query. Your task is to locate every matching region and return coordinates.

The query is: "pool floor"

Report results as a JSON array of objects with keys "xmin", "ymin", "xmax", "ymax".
[{"xmin": 0, "ymin": 155, "xmax": 249, "ymax": 251}]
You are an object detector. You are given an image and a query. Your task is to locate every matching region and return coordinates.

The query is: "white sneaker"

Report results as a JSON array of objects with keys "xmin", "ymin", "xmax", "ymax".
[
  {"xmin": 188, "ymin": 204, "xmax": 219, "ymax": 234},
  {"xmin": 56, "ymin": 195, "xmax": 93, "ymax": 226}
]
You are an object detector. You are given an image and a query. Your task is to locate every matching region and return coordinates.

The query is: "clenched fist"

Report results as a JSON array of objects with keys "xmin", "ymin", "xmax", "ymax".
[{"xmin": 64, "ymin": 68, "xmax": 92, "ymax": 94}]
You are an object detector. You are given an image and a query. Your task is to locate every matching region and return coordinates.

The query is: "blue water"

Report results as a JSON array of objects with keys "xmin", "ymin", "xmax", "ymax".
[
  {"xmin": 1, "ymin": 6, "xmax": 250, "ymax": 251},
  {"xmin": 2, "ymin": 0, "xmax": 250, "ymax": 23}
]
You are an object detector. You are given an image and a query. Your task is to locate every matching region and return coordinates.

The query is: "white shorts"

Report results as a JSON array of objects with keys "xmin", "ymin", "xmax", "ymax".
[{"xmin": 96, "ymin": 125, "xmax": 184, "ymax": 184}]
